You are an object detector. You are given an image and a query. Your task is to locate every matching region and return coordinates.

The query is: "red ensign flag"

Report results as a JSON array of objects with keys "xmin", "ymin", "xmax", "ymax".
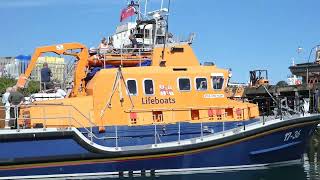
[{"xmin": 120, "ymin": 6, "xmax": 136, "ymax": 22}]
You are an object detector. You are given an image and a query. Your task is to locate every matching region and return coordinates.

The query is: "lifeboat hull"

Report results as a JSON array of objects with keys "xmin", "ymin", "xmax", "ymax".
[{"xmin": 0, "ymin": 115, "xmax": 318, "ymax": 179}]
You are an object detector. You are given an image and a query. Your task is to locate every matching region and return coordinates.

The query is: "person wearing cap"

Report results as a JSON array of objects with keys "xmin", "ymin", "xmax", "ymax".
[{"xmin": 40, "ymin": 62, "xmax": 52, "ymax": 90}]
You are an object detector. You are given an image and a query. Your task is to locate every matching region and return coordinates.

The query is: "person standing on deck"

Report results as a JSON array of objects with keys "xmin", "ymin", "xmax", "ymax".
[
  {"xmin": 98, "ymin": 37, "xmax": 109, "ymax": 54},
  {"xmin": 129, "ymin": 34, "xmax": 138, "ymax": 53},
  {"xmin": 107, "ymin": 37, "xmax": 115, "ymax": 53},
  {"xmin": 40, "ymin": 62, "xmax": 52, "ymax": 90},
  {"xmin": 2, "ymin": 87, "xmax": 12, "ymax": 128},
  {"xmin": 8, "ymin": 86, "xmax": 24, "ymax": 129},
  {"xmin": 129, "ymin": 34, "xmax": 138, "ymax": 49}
]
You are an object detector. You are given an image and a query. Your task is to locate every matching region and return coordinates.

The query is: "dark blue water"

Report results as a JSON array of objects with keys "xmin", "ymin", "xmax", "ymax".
[{"xmin": 96, "ymin": 129, "xmax": 320, "ymax": 180}]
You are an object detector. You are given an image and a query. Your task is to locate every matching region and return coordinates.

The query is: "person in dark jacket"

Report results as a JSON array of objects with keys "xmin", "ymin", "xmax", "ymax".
[
  {"xmin": 8, "ymin": 86, "xmax": 24, "ymax": 129},
  {"xmin": 40, "ymin": 62, "xmax": 52, "ymax": 90},
  {"xmin": 129, "ymin": 34, "xmax": 138, "ymax": 52}
]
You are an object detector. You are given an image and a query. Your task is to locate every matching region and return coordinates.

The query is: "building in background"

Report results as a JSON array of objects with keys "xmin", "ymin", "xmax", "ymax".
[
  {"xmin": 30, "ymin": 56, "xmax": 66, "ymax": 82},
  {"xmin": 0, "ymin": 56, "xmax": 67, "ymax": 83},
  {"xmin": 0, "ymin": 56, "xmax": 21, "ymax": 78}
]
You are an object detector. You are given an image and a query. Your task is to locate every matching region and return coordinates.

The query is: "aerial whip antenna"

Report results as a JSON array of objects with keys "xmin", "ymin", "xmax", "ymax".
[
  {"xmin": 144, "ymin": 0, "xmax": 148, "ymax": 17},
  {"xmin": 161, "ymin": 0, "xmax": 171, "ymax": 63}
]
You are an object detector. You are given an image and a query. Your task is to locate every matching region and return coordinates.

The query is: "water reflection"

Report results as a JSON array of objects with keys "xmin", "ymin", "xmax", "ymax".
[
  {"xmin": 304, "ymin": 128, "xmax": 320, "ymax": 180},
  {"xmin": 112, "ymin": 165, "xmax": 307, "ymax": 180}
]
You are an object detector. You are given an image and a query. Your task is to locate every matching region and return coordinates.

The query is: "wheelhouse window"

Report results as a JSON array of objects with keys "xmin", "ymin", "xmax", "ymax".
[
  {"xmin": 144, "ymin": 79, "xmax": 154, "ymax": 95},
  {"xmin": 212, "ymin": 76, "xmax": 224, "ymax": 90},
  {"xmin": 127, "ymin": 79, "xmax": 137, "ymax": 96},
  {"xmin": 195, "ymin": 77, "xmax": 207, "ymax": 91},
  {"xmin": 145, "ymin": 29, "xmax": 150, "ymax": 38},
  {"xmin": 178, "ymin": 78, "xmax": 191, "ymax": 91}
]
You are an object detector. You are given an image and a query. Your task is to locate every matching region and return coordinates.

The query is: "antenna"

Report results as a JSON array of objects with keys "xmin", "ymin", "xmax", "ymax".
[
  {"xmin": 161, "ymin": 0, "xmax": 171, "ymax": 62},
  {"xmin": 135, "ymin": 0, "xmax": 141, "ymax": 20},
  {"xmin": 144, "ymin": 0, "xmax": 148, "ymax": 17},
  {"xmin": 291, "ymin": 57, "xmax": 295, "ymax": 66},
  {"xmin": 161, "ymin": 0, "xmax": 164, "ymax": 9}
]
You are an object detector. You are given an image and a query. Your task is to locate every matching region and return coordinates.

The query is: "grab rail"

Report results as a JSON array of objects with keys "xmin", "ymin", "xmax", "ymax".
[
  {"xmin": 91, "ymin": 47, "xmax": 153, "ymax": 67},
  {"xmin": 0, "ymin": 104, "xmax": 98, "ymax": 143},
  {"xmin": 0, "ymin": 102, "xmax": 308, "ymax": 148}
]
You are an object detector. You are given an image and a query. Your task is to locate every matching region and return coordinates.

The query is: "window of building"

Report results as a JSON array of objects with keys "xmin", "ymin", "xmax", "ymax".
[
  {"xmin": 144, "ymin": 79, "xmax": 154, "ymax": 95},
  {"xmin": 178, "ymin": 78, "xmax": 191, "ymax": 91},
  {"xmin": 195, "ymin": 77, "xmax": 208, "ymax": 91},
  {"xmin": 212, "ymin": 76, "xmax": 224, "ymax": 90},
  {"xmin": 127, "ymin": 79, "xmax": 137, "ymax": 96}
]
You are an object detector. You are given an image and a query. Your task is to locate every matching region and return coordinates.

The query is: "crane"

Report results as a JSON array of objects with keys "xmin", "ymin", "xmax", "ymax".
[{"xmin": 16, "ymin": 42, "xmax": 89, "ymax": 97}]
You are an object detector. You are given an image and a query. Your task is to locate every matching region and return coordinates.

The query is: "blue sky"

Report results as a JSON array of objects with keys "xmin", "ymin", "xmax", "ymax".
[{"xmin": 0, "ymin": 0, "xmax": 319, "ymax": 83}]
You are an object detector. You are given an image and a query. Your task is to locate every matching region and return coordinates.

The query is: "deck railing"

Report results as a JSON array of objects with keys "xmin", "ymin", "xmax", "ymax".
[
  {"xmin": 0, "ymin": 102, "xmax": 308, "ymax": 148},
  {"xmin": 94, "ymin": 47, "xmax": 152, "ymax": 68}
]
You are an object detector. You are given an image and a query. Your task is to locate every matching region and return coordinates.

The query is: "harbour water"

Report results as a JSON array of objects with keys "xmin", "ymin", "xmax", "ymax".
[{"xmin": 96, "ymin": 128, "xmax": 320, "ymax": 180}]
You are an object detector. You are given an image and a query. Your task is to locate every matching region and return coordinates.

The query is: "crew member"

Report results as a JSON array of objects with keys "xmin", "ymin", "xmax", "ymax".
[
  {"xmin": 129, "ymin": 34, "xmax": 138, "ymax": 51},
  {"xmin": 107, "ymin": 37, "xmax": 115, "ymax": 53},
  {"xmin": 98, "ymin": 37, "xmax": 108, "ymax": 54},
  {"xmin": 40, "ymin": 62, "xmax": 52, "ymax": 90},
  {"xmin": 2, "ymin": 87, "xmax": 12, "ymax": 128},
  {"xmin": 8, "ymin": 86, "xmax": 24, "ymax": 129}
]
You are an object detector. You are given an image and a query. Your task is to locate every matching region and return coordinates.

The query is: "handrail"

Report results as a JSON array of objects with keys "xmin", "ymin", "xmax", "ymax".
[
  {"xmin": 0, "ymin": 101, "xmax": 307, "ymax": 148},
  {"xmin": 98, "ymin": 57, "xmax": 150, "ymax": 61},
  {"xmin": 94, "ymin": 47, "xmax": 153, "ymax": 61},
  {"xmin": 98, "ymin": 47, "xmax": 153, "ymax": 52},
  {"xmin": 0, "ymin": 103, "xmax": 96, "ymax": 136},
  {"xmin": 29, "ymin": 103, "xmax": 96, "ymax": 127},
  {"xmin": 0, "ymin": 104, "xmax": 101, "ymax": 141}
]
